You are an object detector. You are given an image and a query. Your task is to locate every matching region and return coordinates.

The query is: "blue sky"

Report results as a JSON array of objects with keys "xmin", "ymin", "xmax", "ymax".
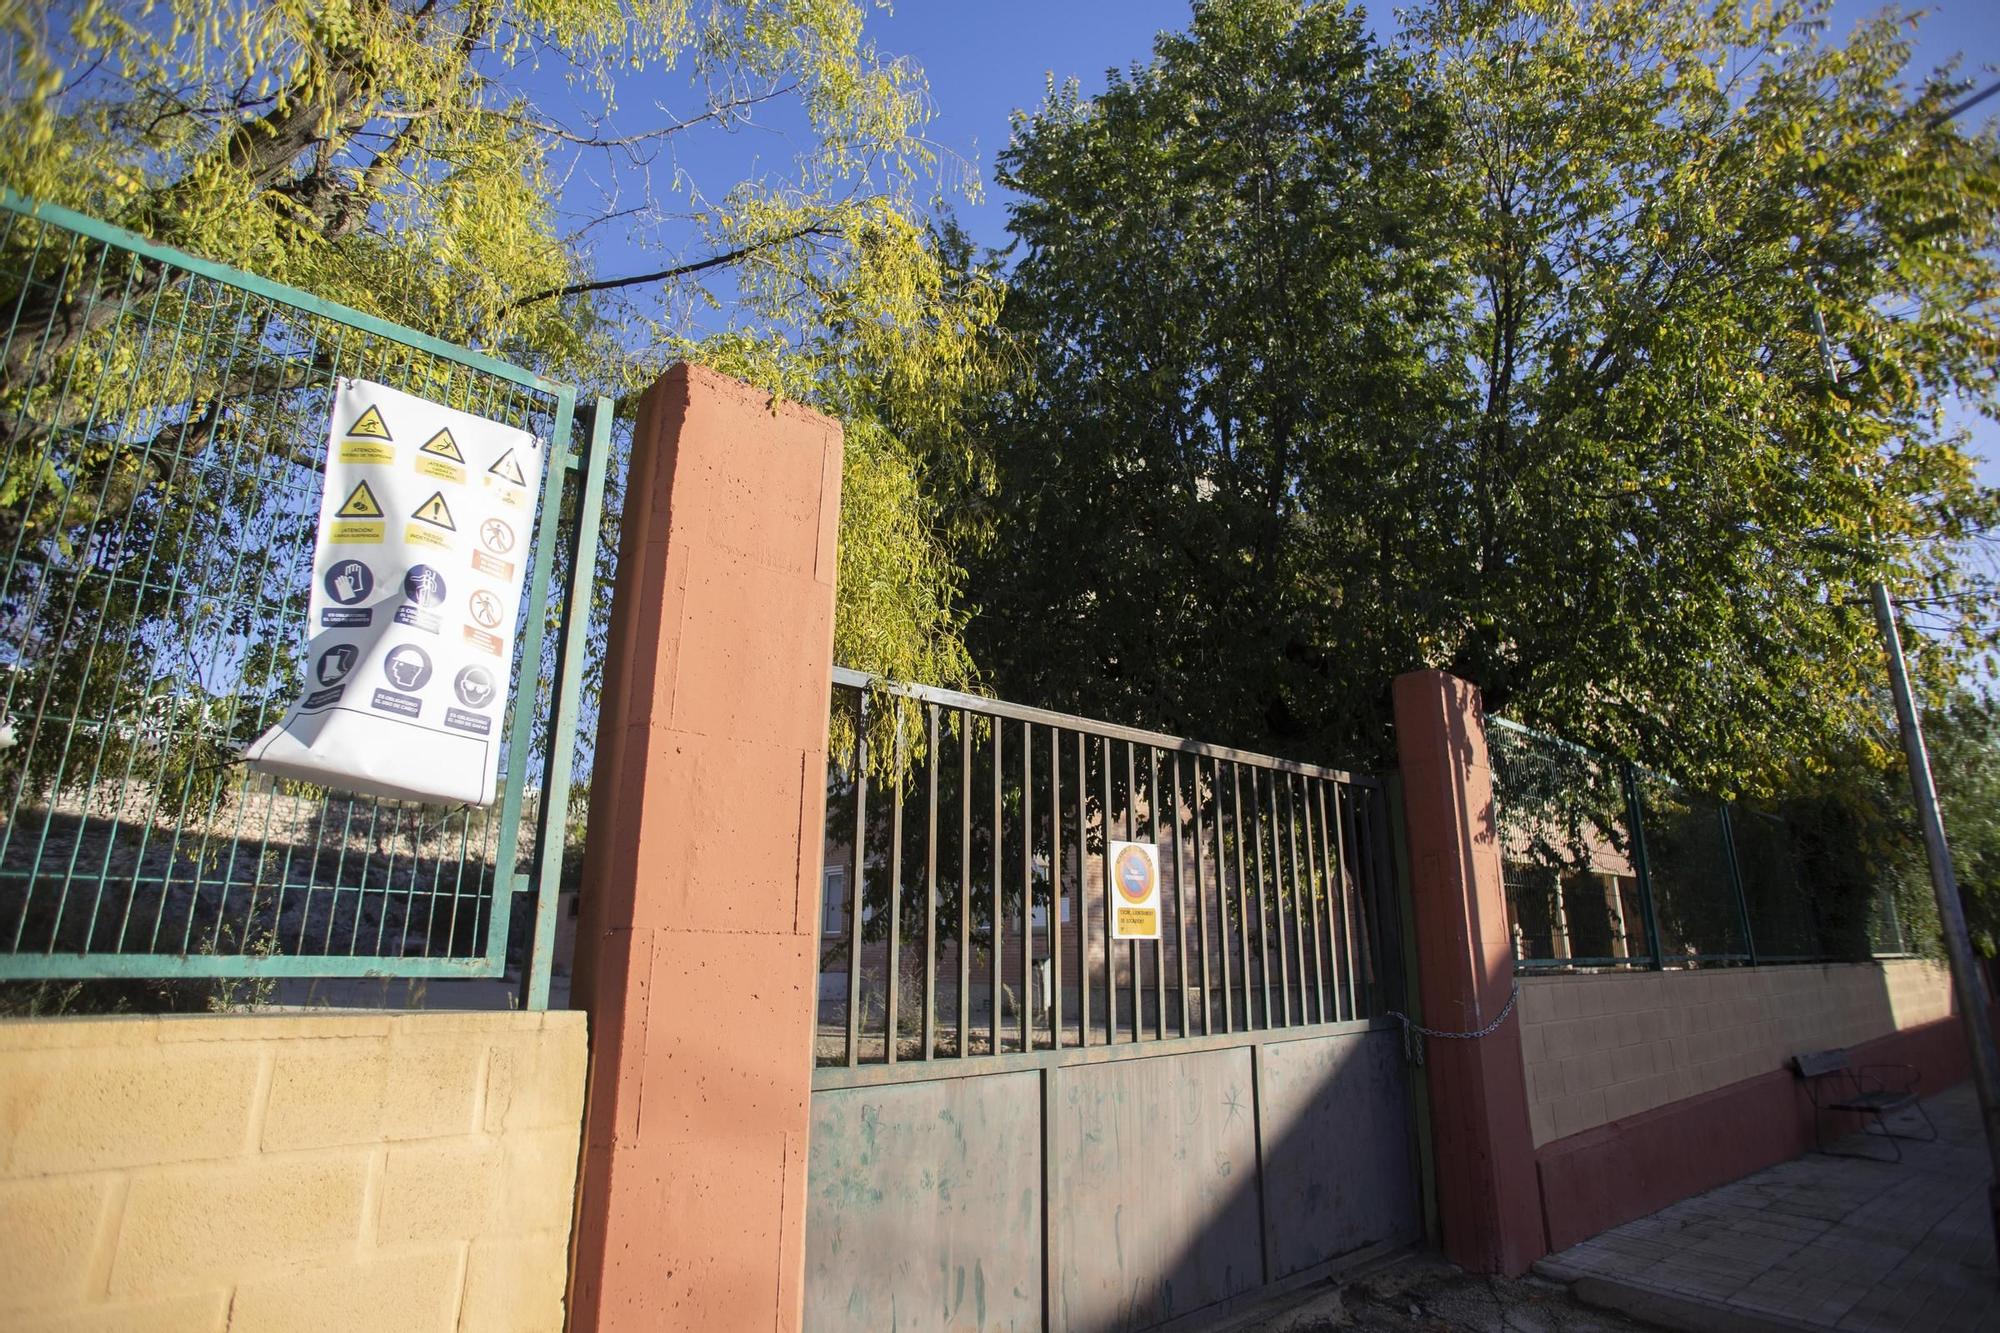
[{"xmin": 873, "ymin": 2, "xmax": 1997, "ymax": 261}]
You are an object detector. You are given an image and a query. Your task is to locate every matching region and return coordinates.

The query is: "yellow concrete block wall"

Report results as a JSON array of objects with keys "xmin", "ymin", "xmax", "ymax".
[
  {"xmin": 1518, "ymin": 959, "xmax": 1954, "ymax": 1147},
  {"xmin": 0, "ymin": 1010, "xmax": 586, "ymax": 1333}
]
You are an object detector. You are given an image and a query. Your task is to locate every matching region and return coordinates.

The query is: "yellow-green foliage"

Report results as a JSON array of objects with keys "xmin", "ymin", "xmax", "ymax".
[{"xmin": 0, "ymin": 0, "xmax": 1001, "ymax": 686}]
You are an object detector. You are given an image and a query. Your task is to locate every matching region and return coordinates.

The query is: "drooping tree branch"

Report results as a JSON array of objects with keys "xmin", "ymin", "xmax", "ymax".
[{"xmin": 500, "ymin": 224, "xmax": 842, "ymax": 311}]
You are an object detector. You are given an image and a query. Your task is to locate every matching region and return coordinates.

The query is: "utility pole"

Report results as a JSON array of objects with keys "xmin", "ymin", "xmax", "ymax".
[
  {"xmin": 1867, "ymin": 577, "xmax": 2000, "ymax": 1271},
  {"xmin": 1809, "ymin": 78, "xmax": 2000, "ymax": 1265}
]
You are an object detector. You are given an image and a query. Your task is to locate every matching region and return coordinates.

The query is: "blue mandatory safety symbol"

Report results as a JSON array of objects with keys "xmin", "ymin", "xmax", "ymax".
[
  {"xmin": 453, "ymin": 665, "xmax": 497, "ymax": 709},
  {"xmin": 315, "ymin": 644, "xmax": 358, "ymax": 687},
  {"xmin": 403, "ymin": 563, "xmax": 448, "ymax": 608},
  {"xmin": 382, "ymin": 644, "xmax": 433, "ymax": 693},
  {"xmin": 324, "ymin": 559, "xmax": 373, "ymax": 605}
]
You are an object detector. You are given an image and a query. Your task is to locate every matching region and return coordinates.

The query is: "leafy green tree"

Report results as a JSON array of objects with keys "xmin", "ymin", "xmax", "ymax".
[
  {"xmin": 1407, "ymin": 0, "xmax": 2000, "ymax": 785},
  {"xmin": 1919, "ymin": 693, "xmax": 2000, "ymax": 955},
  {"xmin": 972, "ymin": 0, "xmax": 2000, "ymax": 789},
  {"xmin": 0, "ymin": 0, "xmax": 997, "ymax": 689},
  {"xmin": 972, "ymin": 0, "xmax": 1460, "ymax": 767}
]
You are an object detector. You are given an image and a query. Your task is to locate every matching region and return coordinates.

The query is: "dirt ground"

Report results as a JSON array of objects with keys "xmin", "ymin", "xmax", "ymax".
[{"xmin": 1231, "ymin": 1252, "xmax": 1658, "ymax": 1333}]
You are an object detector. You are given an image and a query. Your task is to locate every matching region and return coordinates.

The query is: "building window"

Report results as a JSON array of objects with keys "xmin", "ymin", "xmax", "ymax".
[{"xmin": 822, "ymin": 866, "xmax": 848, "ymax": 936}]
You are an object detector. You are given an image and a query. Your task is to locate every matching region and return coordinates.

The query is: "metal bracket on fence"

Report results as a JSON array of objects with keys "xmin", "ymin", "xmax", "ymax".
[{"xmin": 1384, "ymin": 981, "xmax": 1520, "ymax": 1066}]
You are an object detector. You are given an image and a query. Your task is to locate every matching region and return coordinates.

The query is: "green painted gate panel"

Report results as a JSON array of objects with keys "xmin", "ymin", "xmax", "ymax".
[
  {"xmin": 802, "ymin": 1024, "xmax": 1420, "ymax": 1332},
  {"xmin": 1055, "ymin": 1046, "xmax": 1264, "ymax": 1330},
  {"xmin": 1257, "ymin": 1031, "xmax": 1422, "ymax": 1279},
  {"xmin": 806, "ymin": 1071, "xmax": 1043, "ymax": 1332}
]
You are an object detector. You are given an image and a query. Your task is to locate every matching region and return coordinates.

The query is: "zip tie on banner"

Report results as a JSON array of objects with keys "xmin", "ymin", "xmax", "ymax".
[{"xmin": 1384, "ymin": 981, "xmax": 1520, "ymax": 1066}]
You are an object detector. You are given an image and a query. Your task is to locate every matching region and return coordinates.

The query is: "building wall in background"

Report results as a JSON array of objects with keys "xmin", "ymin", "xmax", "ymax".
[{"xmin": 0, "ymin": 1010, "xmax": 586, "ymax": 1333}]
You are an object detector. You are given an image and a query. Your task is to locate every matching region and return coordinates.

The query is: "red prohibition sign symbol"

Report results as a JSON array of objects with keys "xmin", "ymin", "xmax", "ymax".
[
  {"xmin": 468, "ymin": 590, "xmax": 504, "ymax": 629},
  {"xmin": 1113, "ymin": 846, "xmax": 1156, "ymax": 905}
]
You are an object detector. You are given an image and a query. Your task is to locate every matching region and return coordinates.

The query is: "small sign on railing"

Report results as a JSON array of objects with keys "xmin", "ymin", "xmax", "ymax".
[
  {"xmin": 1109, "ymin": 841, "xmax": 1162, "ymax": 939},
  {"xmin": 246, "ymin": 377, "xmax": 540, "ymax": 805}
]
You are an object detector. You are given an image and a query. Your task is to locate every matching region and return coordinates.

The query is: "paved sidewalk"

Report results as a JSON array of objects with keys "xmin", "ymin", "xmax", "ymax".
[{"xmin": 1539, "ymin": 1084, "xmax": 1998, "ymax": 1331}]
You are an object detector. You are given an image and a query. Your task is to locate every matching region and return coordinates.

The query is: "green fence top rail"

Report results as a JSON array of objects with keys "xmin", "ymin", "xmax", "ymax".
[
  {"xmin": 833, "ymin": 664, "xmax": 1379, "ymax": 786},
  {"xmin": 0, "ymin": 190, "xmax": 562, "ymax": 396}
]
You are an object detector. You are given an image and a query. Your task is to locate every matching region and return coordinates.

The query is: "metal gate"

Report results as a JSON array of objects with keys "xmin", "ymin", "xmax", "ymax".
[
  {"xmin": 0, "ymin": 193, "xmax": 609, "ymax": 1009},
  {"xmin": 805, "ymin": 669, "xmax": 1424, "ymax": 1331}
]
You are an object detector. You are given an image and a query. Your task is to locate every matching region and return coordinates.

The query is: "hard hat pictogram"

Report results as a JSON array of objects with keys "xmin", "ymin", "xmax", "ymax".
[{"xmin": 382, "ymin": 644, "xmax": 433, "ymax": 692}]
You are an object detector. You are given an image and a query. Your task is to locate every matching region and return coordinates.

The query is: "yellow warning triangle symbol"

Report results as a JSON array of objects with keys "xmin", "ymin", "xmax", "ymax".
[
  {"xmin": 345, "ymin": 404, "xmax": 392, "ymax": 441},
  {"xmin": 487, "ymin": 448, "xmax": 528, "ymax": 486},
  {"xmin": 411, "ymin": 490, "xmax": 456, "ymax": 530},
  {"xmin": 418, "ymin": 428, "xmax": 465, "ymax": 463},
  {"xmin": 335, "ymin": 480, "xmax": 384, "ymax": 519}
]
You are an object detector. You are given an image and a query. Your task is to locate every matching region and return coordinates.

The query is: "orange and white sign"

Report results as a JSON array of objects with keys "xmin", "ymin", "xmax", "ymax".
[{"xmin": 1109, "ymin": 841, "xmax": 1161, "ymax": 940}]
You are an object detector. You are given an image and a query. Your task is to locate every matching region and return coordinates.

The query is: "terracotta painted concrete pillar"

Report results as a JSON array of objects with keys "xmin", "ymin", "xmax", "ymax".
[
  {"xmin": 1392, "ymin": 669, "xmax": 1544, "ymax": 1274},
  {"xmin": 568, "ymin": 364, "xmax": 842, "ymax": 1331}
]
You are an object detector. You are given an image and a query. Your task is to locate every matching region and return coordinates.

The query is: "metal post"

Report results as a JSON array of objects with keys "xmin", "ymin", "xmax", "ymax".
[
  {"xmin": 1623, "ymin": 762, "xmax": 1665, "ymax": 970},
  {"xmin": 1718, "ymin": 803, "xmax": 1758, "ymax": 967},
  {"xmin": 1812, "ymin": 297, "xmax": 2000, "ymax": 1268},
  {"xmin": 1871, "ymin": 582, "xmax": 2000, "ymax": 1267}
]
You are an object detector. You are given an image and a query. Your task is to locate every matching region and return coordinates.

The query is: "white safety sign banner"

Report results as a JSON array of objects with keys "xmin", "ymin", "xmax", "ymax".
[{"xmin": 245, "ymin": 378, "xmax": 542, "ymax": 805}]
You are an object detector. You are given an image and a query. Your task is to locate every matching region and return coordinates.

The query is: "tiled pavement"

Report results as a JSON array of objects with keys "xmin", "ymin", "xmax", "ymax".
[{"xmin": 1539, "ymin": 1085, "xmax": 1999, "ymax": 1331}]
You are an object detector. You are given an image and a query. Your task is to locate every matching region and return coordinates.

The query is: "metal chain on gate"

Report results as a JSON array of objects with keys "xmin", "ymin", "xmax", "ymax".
[{"xmin": 1384, "ymin": 982, "xmax": 1520, "ymax": 1066}]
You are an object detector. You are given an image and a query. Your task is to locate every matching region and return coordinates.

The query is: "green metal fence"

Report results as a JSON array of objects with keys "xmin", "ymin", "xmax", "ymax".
[
  {"xmin": 1488, "ymin": 716, "xmax": 1907, "ymax": 970},
  {"xmin": 0, "ymin": 193, "xmax": 610, "ymax": 1008}
]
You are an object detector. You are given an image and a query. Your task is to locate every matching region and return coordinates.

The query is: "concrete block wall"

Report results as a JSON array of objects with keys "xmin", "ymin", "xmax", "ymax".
[
  {"xmin": 1519, "ymin": 959, "xmax": 1953, "ymax": 1146},
  {"xmin": 0, "ymin": 1010, "xmax": 587, "ymax": 1333}
]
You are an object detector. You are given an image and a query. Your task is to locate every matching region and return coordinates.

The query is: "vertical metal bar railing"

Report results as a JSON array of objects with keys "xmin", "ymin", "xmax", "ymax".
[
  {"xmin": 1303, "ymin": 775, "xmax": 1327, "ymax": 1023},
  {"xmin": 1075, "ymin": 729, "xmax": 1090, "ymax": 1048},
  {"xmin": 1101, "ymin": 735, "xmax": 1115, "ymax": 1044},
  {"xmin": 1198, "ymin": 757, "xmax": 1220, "ymax": 1035},
  {"xmin": 1148, "ymin": 746, "xmax": 1165, "ymax": 1039},
  {"xmin": 1050, "ymin": 724, "xmax": 1063, "ymax": 1050},
  {"xmin": 991, "ymin": 719, "xmax": 1003, "ymax": 1053},
  {"xmin": 886, "ymin": 720, "xmax": 905, "ymax": 1063},
  {"xmin": 1622, "ymin": 761, "xmax": 1666, "ymax": 969},
  {"xmin": 1250, "ymin": 768, "xmax": 1272, "ymax": 1027},
  {"xmin": 1718, "ymin": 802, "xmax": 1758, "ymax": 967},
  {"xmin": 1020, "ymin": 718, "xmax": 1033, "ymax": 1054},
  {"xmin": 923, "ymin": 704, "xmax": 939, "ymax": 1057},
  {"xmin": 1171, "ymin": 752, "xmax": 1190, "ymax": 1038},
  {"xmin": 1332, "ymin": 781, "xmax": 1359, "ymax": 1020},
  {"xmin": 958, "ymin": 711, "xmax": 972, "ymax": 1055},
  {"xmin": 1232, "ymin": 763, "xmax": 1252, "ymax": 1030},
  {"xmin": 1287, "ymin": 775, "xmax": 1310, "ymax": 1023},
  {"xmin": 845, "ymin": 691, "xmax": 867, "ymax": 1067},
  {"xmin": 1124, "ymin": 740, "xmax": 1140, "ymax": 1040},
  {"xmin": 816, "ymin": 671, "xmax": 1390, "ymax": 1068}
]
